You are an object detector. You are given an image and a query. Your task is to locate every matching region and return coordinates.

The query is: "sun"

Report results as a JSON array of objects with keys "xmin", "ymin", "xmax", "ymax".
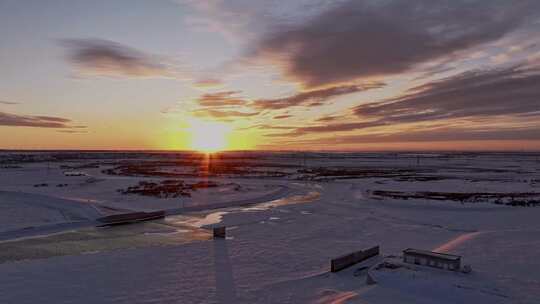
[{"xmin": 187, "ymin": 119, "xmax": 232, "ymax": 153}]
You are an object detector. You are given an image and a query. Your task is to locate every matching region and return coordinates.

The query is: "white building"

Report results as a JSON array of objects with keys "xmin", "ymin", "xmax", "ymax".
[{"xmin": 403, "ymin": 248, "xmax": 461, "ymax": 271}]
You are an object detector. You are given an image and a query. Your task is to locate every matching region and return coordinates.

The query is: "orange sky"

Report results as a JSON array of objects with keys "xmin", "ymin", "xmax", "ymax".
[{"xmin": 1, "ymin": 1, "xmax": 540, "ymax": 151}]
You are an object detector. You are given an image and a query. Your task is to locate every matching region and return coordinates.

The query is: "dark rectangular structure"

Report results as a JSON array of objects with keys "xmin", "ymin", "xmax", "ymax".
[
  {"xmin": 213, "ymin": 227, "xmax": 226, "ymax": 239},
  {"xmin": 97, "ymin": 211, "xmax": 165, "ymax": 226},
  {"xmin": 331, "ymin": 246, "xmax": 379, "ymax": 272},
  {"xmin": 403, "ymin": 248, "xmax": 461, "ymax": 271}
]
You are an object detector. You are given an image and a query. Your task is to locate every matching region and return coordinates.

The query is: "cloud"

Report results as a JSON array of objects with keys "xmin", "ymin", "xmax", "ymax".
[
  {"xmin": 195, "ymin": 91, "xmax": 248, "ymax": 107},
  {"xmin": 192, "ymin": 83, "xmax": 381, "ymax": 113},
  {"xmin": 193, "ymin": 78, "xmax": 224, "ymax": 88},
  {"xmin": 283, "ymin": 126, "xmax": 540, "ymax": 145},
  {"xmin": 185, "ymin": 90, "xmax": 258, "ymax": 120},
  {"xmin": 0, "ymin": 111, "xmax": 84, "ymax": 128},
  {"xmin": 250, "ymin": 0, "xmax": 540, "ymax": 87},
  {"xmin": 190, "ymin": 82, "xmax": 383, "ymax": 118},
  {"xmin": 273, "ymin": 114, "xmax": 292, "ymax": 119},
  {"xmin": 252, "ymin": 82, "xmax": 384, "ymax": 110},
  {"xmin": 354, "ymin": 65, "xmax": 540, "ymax": 124},
  {"xmin": 238, "ymin": 123, "xmax": 297, "ymax": 131},
  {"xmin": 298, "ymin": 121, "xmax": 385, "ymax": 135},
  {"xmin": 315, "ymin": 116, "xmax": 338, "ymax": 122},
  {"xmin": 180, "ymin": 0, "xmax": 325, "ymax": 43},
  {"xmin": 267, "ymin": 121, "xmax": 386, "ymax": 137},
  {"xmin": 192, "ymin": 108, "xmax": 258, "ymax": 119},
  {"xmin": 269, "ymin": 64, "xmax": 540, "ymax": 137},
  {"xmin": 62, "ymin": 39, "xmax": 172, "ymax": 78},
  {"xmin": 56, "ymin": 130, "xmax": 89, "ymax": 134},
  {"xmin": 0, "ymin": 100, "xmax": 19, "ymax": 105},
  {"xmin": 180, "ymin": 0, "xmax": 265, "ymax": 42}
]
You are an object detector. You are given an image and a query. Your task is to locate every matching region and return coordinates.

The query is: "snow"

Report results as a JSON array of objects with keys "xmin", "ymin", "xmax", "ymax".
[
  {"xmin": 0, "ymin": 191, "xmax": 101, "ymax": 233},
  {"xmin": 0, "ymin": 152, "xmax": 539, "ymax": 303}
]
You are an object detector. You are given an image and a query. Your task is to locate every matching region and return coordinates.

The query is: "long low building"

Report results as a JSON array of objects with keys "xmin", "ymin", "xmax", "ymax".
[{"xmin": 403, "ymin": 248, "xmax": 461, "ymax": 271}]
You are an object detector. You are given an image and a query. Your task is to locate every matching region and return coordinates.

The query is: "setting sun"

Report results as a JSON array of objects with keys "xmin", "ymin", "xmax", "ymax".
[{"xmin": 187, "ymin": 119, "xmax": 232, "ymax": 152}]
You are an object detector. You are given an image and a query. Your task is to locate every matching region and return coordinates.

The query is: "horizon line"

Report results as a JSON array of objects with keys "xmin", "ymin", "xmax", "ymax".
[{"xmin": 1, "ymin": 148, "xmax": 540, "ymax": 154}]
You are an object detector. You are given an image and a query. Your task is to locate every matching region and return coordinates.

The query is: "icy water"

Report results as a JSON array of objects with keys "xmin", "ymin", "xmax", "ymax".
[
  {"xmin": 165, "ymin": 187, "xmax": 321, "ymax": 229},
  {"xmin": 0, "ymin": 220, "xmax": 211, "ymax": 263},
  {"xmin": 0, "ymin": 186, "xmax": 320, "ymax": 264}
]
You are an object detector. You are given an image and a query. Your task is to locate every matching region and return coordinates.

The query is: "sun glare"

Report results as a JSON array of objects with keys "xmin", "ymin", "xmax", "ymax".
[{"xmin": 187, "ymin": 119, "xmax": 232, "ymax": 152}]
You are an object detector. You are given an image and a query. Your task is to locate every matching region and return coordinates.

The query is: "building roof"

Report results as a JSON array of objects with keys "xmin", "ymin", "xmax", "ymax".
[{"xmin": 403, "ymin": 248, "xmax": 461, "ymax": 261}]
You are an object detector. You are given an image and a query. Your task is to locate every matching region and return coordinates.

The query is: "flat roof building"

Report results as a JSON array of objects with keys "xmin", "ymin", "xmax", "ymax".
[
  {"xmin": 63, "ymin": 171, "xmax": 86, "ymax": 176},
  {"xmin": 403, "ymin": 248, "xmax": 461, "ymax": 271}
]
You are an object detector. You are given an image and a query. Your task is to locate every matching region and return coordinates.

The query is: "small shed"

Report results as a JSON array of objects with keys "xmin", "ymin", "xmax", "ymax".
[
  {"xmin": 213, "ymin": 227, "xmax": 226, "ymax": 239},
  {"xmin": 403, "ymin": 248, "xmax": 461, "ymax": 271}
]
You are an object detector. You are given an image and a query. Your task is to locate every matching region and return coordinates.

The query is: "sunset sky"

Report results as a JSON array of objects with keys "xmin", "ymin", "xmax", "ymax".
[{"xmin": 1, "ymin": 0, "xmax": 540, "ymax": 151}]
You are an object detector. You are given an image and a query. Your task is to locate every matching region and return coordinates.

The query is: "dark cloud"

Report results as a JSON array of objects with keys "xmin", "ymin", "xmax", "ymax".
[
  {"xmin": 62, "ymin": 39, "xmax": 171, "ymax": 77},
  {"xmin": 0, "ymin": 111, "xmax": 83, "ymax": 128},
  {"xmin": 196, "ymin": 91, "xmax": 248, "ymax": 107},
  {"xmin": 33, "ymin": 116, "xmax": 71, "ymax": 123},
  {"xmin": 270, "ymin": 65, "xmax": 540, "ymax": 137},
  {"xmin": 354, "ymin": 65, "xmax": 540, "ymax": 124},
  {"xmin": 315, "ymin": 115, "xmax": 338, "ymax": 122},
  {"xmin": 191, "ymin": 83, "xmax": 381, "ymax": 115},
  {"xmin": 267, "ymin": 121, "xmax": 385, "ymax": 137},
  {"xmin": 57, "ymin": 130, "xmax": 89, "ymax": 134},
  {"xmin": 273, "ymin": 114, "xmax": 292, "ymax": 119},
  {"xmin": 0, "ymin": 100, "xmax": 19, "ymax": 105},
  {"xmin": 298, "ymin": 121, "xmax": 384, "ymax": 134},
  {"xmin": 284, "ymin": 127, "xmax": 540, "ymax": 145},
  {"xmin": 251, "ymin": 0, "xmax": 540, "ymax": 87},
  {"xmin": 252, "ymin": 82, "xmax": 384, "ymax": 110}
]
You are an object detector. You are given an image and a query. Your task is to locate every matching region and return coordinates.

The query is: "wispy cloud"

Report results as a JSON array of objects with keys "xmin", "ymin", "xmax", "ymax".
[
  {"xmin": 56, "ymin": 130, "xmax": 88, "ymax": 134},
  {"xmin": 354, "ymin": 65, "xmax": 540, "ymax": 124},
  {"xmin": 180, "ymin": 0, "xmax": 264, "ymax": 43},
  {"xmin": 252, "ymin": 82, "xmax": 384, "ymax": 110},
  {"xmin": 315, "ymin": 116, "xmax": 338, "ymax": 123},
  {"xmin": 269, "ymin": 64, "xmax": 540, "ymax": 138},
  {"xmin": 0, "ymin": 111, "xmax": 84, "ymax": 129},
  {"xmin": 192, "ymin": 108, "xmax": 258, "ymax": 119},
  {"xmin": 277, "ymin": 126, "xmax": 540, "ymax": 145},
  {"xmin": 193, "ymin": 78, "xmax": 224, "ymax": 88},
  {"xmin": 195, "ymin": 91, "xmax": 248, "ymax": 107},
  {"xmin": 62, "ymin": 39, "xmax": 173, "ymax": 78},
  {"xmin": 0, "ymin": 100, "xmax": 19, "ymax": 105},
  {"xmin": 265, "ymin": 121, "xmax": 386, "ymax": 137},
  {"xmin": 189, "ymin": 82, "xmax": 383, "ymax": 120},
  {"xmin": 273, "ymin": 114, "xmax": 292, "ymax": 119},
  {"xmin": 249, "ymin": 0, "xmax": 540, "ymax": 87},
  {"xmin": 180, "ymin": 0, "xmax": 319, "ymax": 43},
  {"xmin": 245, "ymin": 124, "xmax": 297, "ymax": 130}
]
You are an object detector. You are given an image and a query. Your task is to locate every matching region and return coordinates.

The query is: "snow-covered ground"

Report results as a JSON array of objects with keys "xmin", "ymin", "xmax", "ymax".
[{"xmin": 0, "ymin": 152, "xmax": 539, "ymax": 303}]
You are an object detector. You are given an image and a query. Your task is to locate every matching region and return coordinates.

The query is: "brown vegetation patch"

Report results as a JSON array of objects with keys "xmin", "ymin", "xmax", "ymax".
[
  {"xmin": 118, "ymin": 180, "xmax": 221, "ymax": 198},
  {"xmin": 372, "ymin": 190, "xmax": 540, "ymax": 206}
]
